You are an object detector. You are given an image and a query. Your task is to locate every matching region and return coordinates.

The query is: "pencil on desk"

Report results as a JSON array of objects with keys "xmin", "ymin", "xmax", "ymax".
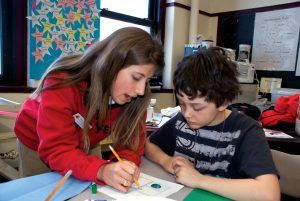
[
  {"xmin": 45, "ymin": 170, "xmax": 72, "ymax": 201},
  {"xmin": 108, "ymin": 145, "xmax": 140, "ymax": 187}
]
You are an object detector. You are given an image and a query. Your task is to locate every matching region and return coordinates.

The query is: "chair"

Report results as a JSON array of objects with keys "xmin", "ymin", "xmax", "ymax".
[
  {"xmin": 271, "ymin": 149, "xmax": 300, "ymax": 198},
  {"xmin": 17, "ymin": 139, "xmax": 103, "ymax": 178},
  {"xmin": 17, "ymin": 139, "xmax": 50, "ymax": 177}
]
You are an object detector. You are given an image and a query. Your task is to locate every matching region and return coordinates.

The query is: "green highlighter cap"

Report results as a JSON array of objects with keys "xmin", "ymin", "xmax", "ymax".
[{"xmin": 91, "ymin": 182, "xmax": 97, "ymax": 194}]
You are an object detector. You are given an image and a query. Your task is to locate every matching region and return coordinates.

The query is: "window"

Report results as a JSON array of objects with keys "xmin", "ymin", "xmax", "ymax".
[
  {"xmin": 99, "ymin": 0, "xmax": 163, "ymax": 88},
  {"xmin": 0, "ymin": 0, "xmax": 27, "ymax": 90},
  {"xmin": 0, "ymin": 1, "xmax": 2, "ymax": 75},
  {"xmin": 99, "ymin": 0, "xmax": 161, "ymax": 40},
  {"xmin": 0, "ymin": 0, "xmax": 162, "ymax": 91}
]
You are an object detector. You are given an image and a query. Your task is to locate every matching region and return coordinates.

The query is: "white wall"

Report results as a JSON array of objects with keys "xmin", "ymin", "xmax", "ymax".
[
  {"xmin": 208, "ymin": 0, "xmax": 300, "ymax": 13},
  {"xmin": 163, "ymin": 1, "xmax": 190, "ymax": 88}
]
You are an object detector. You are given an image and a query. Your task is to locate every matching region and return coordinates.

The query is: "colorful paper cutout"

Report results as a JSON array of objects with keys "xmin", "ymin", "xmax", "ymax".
[{"xmin": 28, "ymin": 0, "xmax": 100, "ymax": 79}]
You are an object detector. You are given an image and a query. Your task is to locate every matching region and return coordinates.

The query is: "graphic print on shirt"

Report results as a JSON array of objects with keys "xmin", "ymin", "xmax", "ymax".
[{"xmin": 174, "ymin": 119, "xmax": 241, "ymax": 177}]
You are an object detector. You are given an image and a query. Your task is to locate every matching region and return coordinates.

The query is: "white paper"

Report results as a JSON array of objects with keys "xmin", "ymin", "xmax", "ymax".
[
  {"xmin": 264, "ymin": 129, "xmax": 294, "ymax": 139},
  {"xmin": 252, "ymin": 7, "xmax": 300, "ymax": 71},
  {"xmin": 97, "ymin": 173, "xmax": 183, "ymax": 199},
  {"xmin": 158, "ymin": 116, "xmax": 171, "ymax": 127}
]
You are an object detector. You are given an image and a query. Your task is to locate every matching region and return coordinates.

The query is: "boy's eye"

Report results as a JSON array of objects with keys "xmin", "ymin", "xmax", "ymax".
[{"xmin": 193, "ymin": 107, "xmax": 202, "ymax": 111}]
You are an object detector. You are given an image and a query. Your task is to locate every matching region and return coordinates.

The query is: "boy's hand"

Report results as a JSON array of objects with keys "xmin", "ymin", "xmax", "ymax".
[
  {"xmin": 161, "ymin": 155, "xmax": 189, "ymax": 174},
  {"xmin": 172, "ymin": 159, "xmax": 203, "ymax": 188}
]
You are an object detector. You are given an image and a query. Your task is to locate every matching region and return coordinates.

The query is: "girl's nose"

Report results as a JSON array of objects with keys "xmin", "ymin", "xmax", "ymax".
[{"xmin": 136, "ymin": 82, "xmax": 145, "ymax": 96}]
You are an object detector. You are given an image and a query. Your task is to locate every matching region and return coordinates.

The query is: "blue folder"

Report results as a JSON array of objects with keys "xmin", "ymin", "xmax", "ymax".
[{"xmin": 0, "ymin": 171, "xmax": 91, "ymax": 201}]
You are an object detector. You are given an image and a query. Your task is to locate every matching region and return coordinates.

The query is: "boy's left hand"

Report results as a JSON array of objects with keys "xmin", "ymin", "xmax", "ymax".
[{"xmin": 172, "ymin": 159, "xmax": 203, "ymax": 188}]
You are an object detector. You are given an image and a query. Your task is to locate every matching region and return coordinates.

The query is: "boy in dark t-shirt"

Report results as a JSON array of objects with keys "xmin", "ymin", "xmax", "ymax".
[{"xmin": 145, "ymin": 47, "xmax": 280, "ymax": 201}]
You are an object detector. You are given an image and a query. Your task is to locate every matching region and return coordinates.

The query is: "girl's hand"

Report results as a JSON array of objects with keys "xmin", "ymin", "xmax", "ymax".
[{"xmin": 97, "ymin": 160, "xmax": 140, "ymax": 192}]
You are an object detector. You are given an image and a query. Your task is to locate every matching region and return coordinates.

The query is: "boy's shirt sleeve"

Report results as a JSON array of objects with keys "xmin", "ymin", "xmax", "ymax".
[
  {"xmin": 236, "ymin": 124, "xmax": 278, "ymax": 178},
  {"xmin": 149, "ymin": 115, "xmax": 177, "ymax": 156}
]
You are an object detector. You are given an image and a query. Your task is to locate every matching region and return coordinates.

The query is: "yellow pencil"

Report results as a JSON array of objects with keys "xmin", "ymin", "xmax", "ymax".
[
  {"xmin": 45, "ymin": 170, "xmax": 72, "ymax": 201},
  {"xmin": 108, "ymin": 145, "xmax": 140, "ymax": 187}
]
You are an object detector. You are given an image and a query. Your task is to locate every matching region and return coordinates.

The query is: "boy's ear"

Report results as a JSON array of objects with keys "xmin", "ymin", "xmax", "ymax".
[{"xmin": 218, "ymin": 101, "xmax": 229, "ymax": 111}]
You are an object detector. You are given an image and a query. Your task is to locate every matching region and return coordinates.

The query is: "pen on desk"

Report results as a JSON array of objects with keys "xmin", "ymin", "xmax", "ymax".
[
  {"xmin": 45, "ymin": 170, "xmax": 72, "ymax": 201},
  {"xmin": 108, "ymin": 145, "xmax": 140, "ymax": 187}
]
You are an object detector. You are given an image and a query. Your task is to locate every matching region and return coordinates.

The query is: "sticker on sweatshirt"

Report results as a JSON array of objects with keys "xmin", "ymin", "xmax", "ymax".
[{"xmin": 73, "ymin": 113, "xmax": 92, "ymax": 129}]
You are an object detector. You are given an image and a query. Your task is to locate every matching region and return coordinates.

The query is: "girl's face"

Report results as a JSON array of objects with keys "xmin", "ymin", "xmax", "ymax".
[
  {"xmin": 176, "ymin": 92, "xmax": 228, "ymax": 129},
  {"xmin": 111, "ymin": 64, "xmax": 155, "ymax": 105}
]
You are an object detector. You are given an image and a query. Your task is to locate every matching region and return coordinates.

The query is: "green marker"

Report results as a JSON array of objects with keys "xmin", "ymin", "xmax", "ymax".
[{"xmin": 91, "ymin": 182, "xmax": 97, "ymax": 194}]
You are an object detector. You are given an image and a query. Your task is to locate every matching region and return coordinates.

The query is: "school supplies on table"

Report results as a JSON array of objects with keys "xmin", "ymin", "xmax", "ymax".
[
  {"xmin": 98, "ymin": 173, "xmax": 183, "ymax": 200},
  {"xmin": 183, "ymin": 189, "xmax": 232, "ymax": 201},
  {"xmin": 108, "ymin": 145, "xmax": 140, "ymax": 187},
  {"xmin": 0, "ymin": 171, "xmax": 91, "ymax": 201}
]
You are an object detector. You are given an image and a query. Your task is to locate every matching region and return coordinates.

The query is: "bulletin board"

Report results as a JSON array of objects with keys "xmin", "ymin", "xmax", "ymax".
[
  {"xmin": 217, "ymin": 2, "xmax": 300, "ymax": 89},
  {"xmin": 27, "ymin": 0, "xmax": 100, "ymax": 80}
]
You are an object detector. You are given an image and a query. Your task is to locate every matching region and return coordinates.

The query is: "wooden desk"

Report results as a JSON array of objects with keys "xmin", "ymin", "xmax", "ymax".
[{"xmin": 70, "ymin": 157, "xmax": 192, "ymax": 201}]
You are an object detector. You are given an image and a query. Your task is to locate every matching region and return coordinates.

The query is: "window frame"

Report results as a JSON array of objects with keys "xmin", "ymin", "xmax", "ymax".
[
  {"xmin": 100, "ymin": 0, "xmax": 162, "ymax": 36},
  {"xmin": 0, "ymin": 0, "xmax": 29, "ymax": 92},
  {"xmin": 0, "ymin": 0, "xmax": 163, "ymax": 92}
]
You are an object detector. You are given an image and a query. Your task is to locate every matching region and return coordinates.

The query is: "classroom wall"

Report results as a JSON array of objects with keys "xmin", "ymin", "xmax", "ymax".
[
  {"xmin": 207, "ymin": 0, "xmax": 300, "ymax": 13},
  {"xmin": 163, "ymin": 0, "xmax": 300, "ymax": 89}
]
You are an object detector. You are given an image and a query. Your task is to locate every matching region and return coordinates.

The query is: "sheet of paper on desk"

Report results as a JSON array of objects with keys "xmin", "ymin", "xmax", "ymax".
[
  {"xmin": 158, "ymin": 116, "xmax": 171, "ymax": 127},
  {"xmin": 97, "ymin": 173, "xmax": 184, "ymax": 199},
  {"xmin": 263, "ymin": 128, "xmax": 294, "ymax": 139},
  {"xmin": 0, "ymin": 171, "xmax": 91, "ymax": 201}
]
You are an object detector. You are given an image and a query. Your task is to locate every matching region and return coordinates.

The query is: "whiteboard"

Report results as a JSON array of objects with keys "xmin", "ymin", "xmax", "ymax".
[{"xmin": 252, "ymin": 7, "xmax": 300, "ymax": 71}]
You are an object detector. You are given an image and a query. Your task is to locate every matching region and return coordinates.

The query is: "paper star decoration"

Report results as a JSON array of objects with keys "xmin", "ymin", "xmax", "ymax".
[
  {"xmin": 32, "ymin": 47, "xmax": 44, "ymax": 63},
  {"xmin": 27, "ymin": 12, "xmax": 42, "ymax": 28},
  {"xmin": 31, "ymin": 28, "xmax": 44, "ymax": 45}
]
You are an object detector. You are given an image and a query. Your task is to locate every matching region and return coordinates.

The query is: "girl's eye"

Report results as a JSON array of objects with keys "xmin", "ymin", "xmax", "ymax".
[{"xmin": 133, "ymin": 76, "xmax": 141, "ymax": 81}]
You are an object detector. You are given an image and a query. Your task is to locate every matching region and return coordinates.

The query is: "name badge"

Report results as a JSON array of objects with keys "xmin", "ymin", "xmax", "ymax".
[{"xmin": 73, "ymin": 113, "xmax": 92, "ymax": 129}]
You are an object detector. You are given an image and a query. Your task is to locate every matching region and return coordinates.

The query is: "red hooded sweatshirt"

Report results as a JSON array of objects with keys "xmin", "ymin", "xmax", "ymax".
[{"xmin": 14, "ymin": 74, "xmax": 146, "ymax": 184}]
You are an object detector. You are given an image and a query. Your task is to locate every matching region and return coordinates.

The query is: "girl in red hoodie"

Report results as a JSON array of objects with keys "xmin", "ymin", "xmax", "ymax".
[{"xmin": 14, "ymin": 27, "xmax": 164, "ymax": 193}]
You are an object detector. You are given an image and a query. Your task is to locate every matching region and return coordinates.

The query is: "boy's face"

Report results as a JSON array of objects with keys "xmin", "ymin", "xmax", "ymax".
[{"xmin": 176, "ymin": 92, "xmax": 226, "ymax": 129}]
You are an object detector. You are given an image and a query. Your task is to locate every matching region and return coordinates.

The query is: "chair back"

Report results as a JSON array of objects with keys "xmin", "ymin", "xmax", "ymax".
[{"xmin": 271, "ymin": 149, "xmax": 300, "ymax": 198}]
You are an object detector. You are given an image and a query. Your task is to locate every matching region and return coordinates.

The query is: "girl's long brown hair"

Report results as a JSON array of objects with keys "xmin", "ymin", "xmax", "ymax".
[{"xmin": 32, "ymin": 27, "xmax": 165, "ymax": 152}]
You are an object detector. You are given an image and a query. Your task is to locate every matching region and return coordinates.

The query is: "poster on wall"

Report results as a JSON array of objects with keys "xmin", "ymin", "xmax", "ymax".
[
  {"xmin": 252, "ymin": 7, "xmax": 300, "ymax": 71},
  {"xmin": 27, "ymin": 0, "xmax": 100, "ymax": 80}
]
